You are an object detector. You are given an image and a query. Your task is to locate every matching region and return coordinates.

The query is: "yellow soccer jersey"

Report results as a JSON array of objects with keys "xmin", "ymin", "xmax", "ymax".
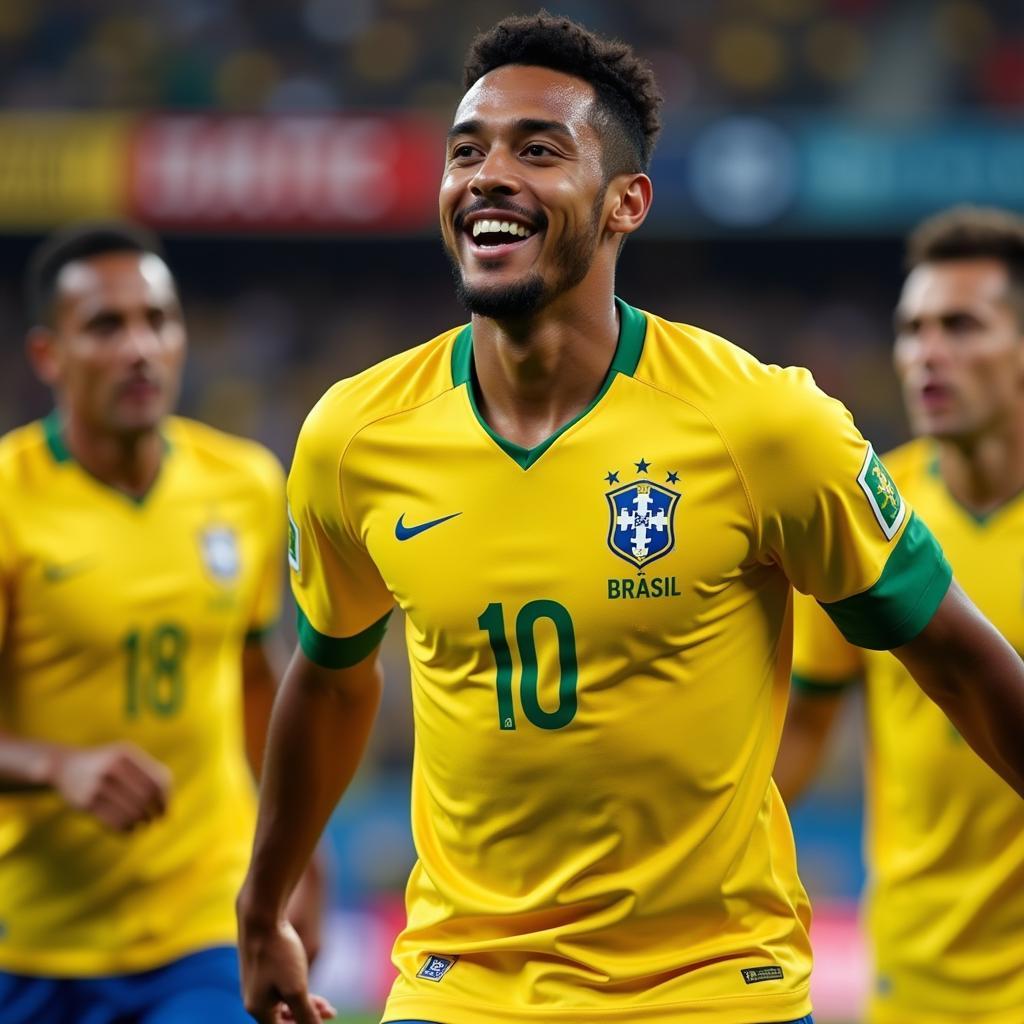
[
  {"xmin": 791, "ymin": 437, "xmax": 1024, "ymax": 1024},
  {"xmin": 0, "ymin": 413, "xmax": 284, "ymax": 976},
  {"xmin": 288, "ymin": 299, "xmax": 951, "ymax": 1024}
]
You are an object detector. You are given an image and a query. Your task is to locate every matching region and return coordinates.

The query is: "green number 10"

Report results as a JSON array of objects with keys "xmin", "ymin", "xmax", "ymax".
[{"xmin": 478, "ymin": 600, "xmax": 578, "ymax": 731}]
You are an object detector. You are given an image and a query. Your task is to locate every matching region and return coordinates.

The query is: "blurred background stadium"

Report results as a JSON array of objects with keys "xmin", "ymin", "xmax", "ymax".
[{"xmin": 1, "ymin": 1, "xmax": 1021, "ymax": 1020}]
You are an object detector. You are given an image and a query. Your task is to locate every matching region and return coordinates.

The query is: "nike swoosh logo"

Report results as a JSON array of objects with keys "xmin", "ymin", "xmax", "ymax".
[
  {"xmin": 395, "ymin": 512, "xmax": 462, "ymax": 541},
  {"xmin": 42, "ymin": 559, "xmax": 93, "ymax": 583}
]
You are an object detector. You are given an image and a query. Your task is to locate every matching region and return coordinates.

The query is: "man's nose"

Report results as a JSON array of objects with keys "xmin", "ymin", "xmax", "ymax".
[
  {"xmin": 470, "ymin": 145, "xmax": 520, "ymax": 198},
  {"xmin": 912, "ymin": 325, "xmax": 953, "ymax": 368},
  {"xmin": 119, "ymin": 323, "xmax": 161, "ymax": 362}
]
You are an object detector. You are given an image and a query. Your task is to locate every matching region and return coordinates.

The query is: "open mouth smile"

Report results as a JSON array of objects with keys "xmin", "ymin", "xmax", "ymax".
[{"xmin": 462, "ymin": 213, "xmax": 541, "ymax": 258}]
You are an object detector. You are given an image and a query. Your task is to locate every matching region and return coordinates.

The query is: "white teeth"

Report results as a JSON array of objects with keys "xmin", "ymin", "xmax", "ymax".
[{"xmin": 470, "ymin": 219, "xmax": 534, "ymax": 240}]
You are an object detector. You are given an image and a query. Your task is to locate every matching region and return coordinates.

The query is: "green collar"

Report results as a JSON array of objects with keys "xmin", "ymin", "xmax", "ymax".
[
  {"xmin": 450, "ymin": 297, "xmax": 647, "ymax": 469},
  {"xmin": 42, "ymin": 410, "xmax": 170, "ymax": 506},
  {"xmin": 43, "ymin": 409, "xmax": 72, "ymax": 463}
]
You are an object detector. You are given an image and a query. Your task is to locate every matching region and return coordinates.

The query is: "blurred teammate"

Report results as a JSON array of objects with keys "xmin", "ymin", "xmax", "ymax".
[
  {"xmin": 237, "ymin": 14, "xmax": 1024, "ymax": 1024},
  {"xmin": 776, "ymin": 207, "xmax": 1024, "ymax": 1024},
  {"xmin": 0, "ymin": 223, "xmax": 321, "ymax": 1024}
]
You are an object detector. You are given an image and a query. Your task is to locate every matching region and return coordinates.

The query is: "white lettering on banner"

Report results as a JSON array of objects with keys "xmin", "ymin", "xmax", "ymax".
[{"xmin": 134, "ymin": 116, "xmax": 399, "ymax": 224}]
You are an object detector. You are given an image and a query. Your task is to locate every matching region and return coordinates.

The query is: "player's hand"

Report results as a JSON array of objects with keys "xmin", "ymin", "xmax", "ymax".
[
  {"xmin": 238, "ymin": 912, "xmax": 336, "ymax": 1023},
  {"xmin": 49, "ymin": 742, "xmax": 171, "ymax": 833},
  {"xmin": 286, "ymin": 850, "xmax": 326, "ymax": 965}
]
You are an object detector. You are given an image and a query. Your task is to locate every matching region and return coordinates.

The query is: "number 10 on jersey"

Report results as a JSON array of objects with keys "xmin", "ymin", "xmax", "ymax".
[{"xmin": 478, "ymin": 600, "xmax": 578, "ymax": 731}]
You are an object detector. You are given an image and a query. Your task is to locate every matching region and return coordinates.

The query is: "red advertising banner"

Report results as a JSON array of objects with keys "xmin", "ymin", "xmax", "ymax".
[{"xmin": 129, "ymin": 115, "xmax": 442, "ymax": 232}]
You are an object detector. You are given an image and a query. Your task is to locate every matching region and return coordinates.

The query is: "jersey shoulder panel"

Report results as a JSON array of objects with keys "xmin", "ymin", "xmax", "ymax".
[
  {"xmin": 632, "ymin": 310, "xmax": 840, "ymax": 449},
  {"xmin": 881, "ymin": 437, "xmax": 932, "ymax": 486},
  {"xmin": 296, "ymin": 326, "xmax": 464, "ymax": 477},
  {"xmin": 632, "ymin": 311, "xmax": 778, "ymax": 401},
  {"xmin": 165, "ymin": 416, "xmax": 284, "ymax": 501},
  {"xmin": 0, "ymin": 421, "xmax": 55, "ymax": 495},
  {"xmin": 0, "ymin": 424, "xmax": 46, "ymax": 571},
  {"xmin": 631, "ymin": 310, "xmax": 857, "ymax": 526}
]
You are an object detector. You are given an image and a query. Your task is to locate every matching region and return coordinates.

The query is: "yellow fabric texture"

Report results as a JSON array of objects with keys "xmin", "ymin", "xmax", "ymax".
[
  {"xmin": 0, "ymin": 416, "xmax": 284, "ymax": 975},
  {"xmin": 288, "ymin": 304, "xmax": 941, "ymax": 1024},
  {"xmin": 791, "ymin": 438, "xmax": 1024, "ymax": 1024}
]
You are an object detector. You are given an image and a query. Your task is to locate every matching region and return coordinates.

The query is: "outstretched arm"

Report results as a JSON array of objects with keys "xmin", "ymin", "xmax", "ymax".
[
  {"xmin": 894, "ymin": 579, "xmax": 1024, "ymax": 798},
  {"xmin": 237, "ymin": 644, "xmax": 382, "ymax": 1024}
]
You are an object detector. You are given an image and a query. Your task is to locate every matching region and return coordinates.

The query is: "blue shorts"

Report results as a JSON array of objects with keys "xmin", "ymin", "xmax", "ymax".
[
  {"xmin": 385, "ymin": 1015, "xmax": 815, "ymax": 1024},
  {"xmin": 0, "ymin": 945, "xmax": 253, "ymax": 1024}
]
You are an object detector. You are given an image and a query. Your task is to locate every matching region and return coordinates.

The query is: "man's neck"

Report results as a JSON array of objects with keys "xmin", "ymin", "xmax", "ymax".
[
  {"xmin": 470, "ymin": 290, "xmax": 620, "ymax": 452},
  {"xmin": 63, "ymin": 415, "xmax": 166, "ymax": 499},
  {"xmin": 937, "ymin": 415, "xmax": 1024, "ymax": 517}
]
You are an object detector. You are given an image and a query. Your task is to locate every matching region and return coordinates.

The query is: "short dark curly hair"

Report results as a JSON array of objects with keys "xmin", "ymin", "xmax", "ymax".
[
  {"xmin": 463, "ymin": 11, "xmax": 662, "ymax": 178},
  {"xmin": 906, "ymin": 205, "xmax": 1024, "ymax": 323},
  {"xmin": 26, "ymin": 220, "xmax": 165, "ymax": 328}
]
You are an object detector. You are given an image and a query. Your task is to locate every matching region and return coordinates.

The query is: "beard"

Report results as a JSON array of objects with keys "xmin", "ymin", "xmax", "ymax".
[
  {"xmin": 446, "ymin": 193, "xmax": 604, "ymax": 320},
  {"xmin": 451, "ymin": 269, "xmax": 548, "ymax": 319}
]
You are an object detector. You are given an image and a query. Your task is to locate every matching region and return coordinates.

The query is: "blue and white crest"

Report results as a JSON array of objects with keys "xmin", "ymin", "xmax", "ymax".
[
  {"xmin": 200, "ymin": 525, "xmax": 240, "ymax": 582},
  {"xmin": 606, "ymin": 480, "xmax": 680, "ymax": 570}
]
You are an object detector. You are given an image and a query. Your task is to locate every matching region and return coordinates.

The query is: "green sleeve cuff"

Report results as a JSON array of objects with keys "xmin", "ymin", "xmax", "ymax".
[
  {"xmin": 821, "ymin": 512, "xmax": 952, "ymax": 650},
  {"xmin": 296, "ymin": 606, "xmax": 392, "ymax": 668},
  {"xmin": 791, "ymin": 672, "xmax": 859, "ymax": 696}
]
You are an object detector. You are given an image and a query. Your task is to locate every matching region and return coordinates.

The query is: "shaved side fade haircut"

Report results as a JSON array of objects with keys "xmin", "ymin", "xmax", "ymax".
[
  {"xmin": 907, "ymin": 205, "xmax": 1024, "ymax": 325},
  {"xmin": 26, "ymin": 221, "xmax": 165, "ymax": 328},
  {"xmin": 464, "ymin": 10, "xmax": 662, "ymax": 179}
]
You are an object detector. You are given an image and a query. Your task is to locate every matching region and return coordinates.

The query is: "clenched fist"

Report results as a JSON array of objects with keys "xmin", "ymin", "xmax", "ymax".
[{"xmin": 50, "ymin": 742, "xmax": 171, "ymax": 832}]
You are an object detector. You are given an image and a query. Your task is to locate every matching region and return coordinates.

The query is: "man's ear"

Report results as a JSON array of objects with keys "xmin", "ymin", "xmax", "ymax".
[
  {"xmin": 26, "ymin": 327, "xmax": 61, "ymax": 388},
  {"xmin": 604, "ymin": 173, "xmax": 653, "ymax": 240}
]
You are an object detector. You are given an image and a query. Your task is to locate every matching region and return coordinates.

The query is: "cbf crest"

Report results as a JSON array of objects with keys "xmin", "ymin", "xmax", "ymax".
[
  {"xmin": 200, "ymin": 525, "xmax": 241, "ymax": 582},
  {"xmin": 606, "ymin": 463, "xmax": 681, "ymax": 571}
]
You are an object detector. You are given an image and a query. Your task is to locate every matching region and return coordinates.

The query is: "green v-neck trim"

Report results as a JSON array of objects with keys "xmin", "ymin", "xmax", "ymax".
[
  {"xmin": 927, "ymin": 449, "xmax": 1024, "ymax": 526},
  {"xmin": 450, "ymin": 297, "xmax": 647, "ymax": 469},
  {"xmin": 42, "ymin": 410, "xmax": 170, "ymax": 507},
  {"xmin": 43, "ymin": 409, "xmax": 72, "ymax": 463}
]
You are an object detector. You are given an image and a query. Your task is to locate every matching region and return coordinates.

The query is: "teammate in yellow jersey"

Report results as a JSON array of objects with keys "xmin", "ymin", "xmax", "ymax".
[
  {"xmin": 237, "ymin": 14, "xmax": 1024, "ymax": 1024},
  {"xmin": 0, "ymin": 223, "xmax": 325, "ymax": 1024},
  {"xmin": 776, "ymin": 206, "xmax": 1024, "ymax": 1024}
]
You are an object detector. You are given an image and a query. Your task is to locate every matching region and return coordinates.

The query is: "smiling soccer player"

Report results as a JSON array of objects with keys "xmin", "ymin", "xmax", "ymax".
[{"xmin": 237, "ymin": 15, "xmax": 1024, "ymax": 1024}]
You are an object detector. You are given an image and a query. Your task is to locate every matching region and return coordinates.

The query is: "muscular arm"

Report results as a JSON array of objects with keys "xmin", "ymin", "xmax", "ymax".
[
  {"xmin": 237, "ymin": 645, "xmax": 382, "ymax": 1023},
  {"xmin": 894, "ymin": 579, "xmax": 1024, "ymax": 797},
  {"xmin": 774, "ymin": 687, "xmax": 846, "ymax": 805},
  {"xmin": 241, "ymin": 635, "xmax": 327, "ymax": 964}
]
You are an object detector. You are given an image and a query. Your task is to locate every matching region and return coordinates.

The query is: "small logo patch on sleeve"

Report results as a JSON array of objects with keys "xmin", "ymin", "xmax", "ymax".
[
  {"xmin": 287, "ymin": 503, "xmax": 301, "ymax": 574},
  {"xmin": 741, "ymin": 965, "xmax": 785, "ymax": 984},
  {"xmin": 417, "ymin": 954, "xmax": 458, "ymax": 982},
  {"xmin": 857, "ymin": 445, "xmax": 906, "ymax": 540}
]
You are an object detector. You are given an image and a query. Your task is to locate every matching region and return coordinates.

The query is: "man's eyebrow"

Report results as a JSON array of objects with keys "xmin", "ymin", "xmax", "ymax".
[
  {"xmin": 515, "ymin": 118, "xmax": 573, "ymax": 140},
  {"xmin": 448, "ymin": 119, "xmax": 481, "ymax": 141},
  {"xmin": 447, "ymin": 118, "xmax": 575, "ymax": 141}
]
